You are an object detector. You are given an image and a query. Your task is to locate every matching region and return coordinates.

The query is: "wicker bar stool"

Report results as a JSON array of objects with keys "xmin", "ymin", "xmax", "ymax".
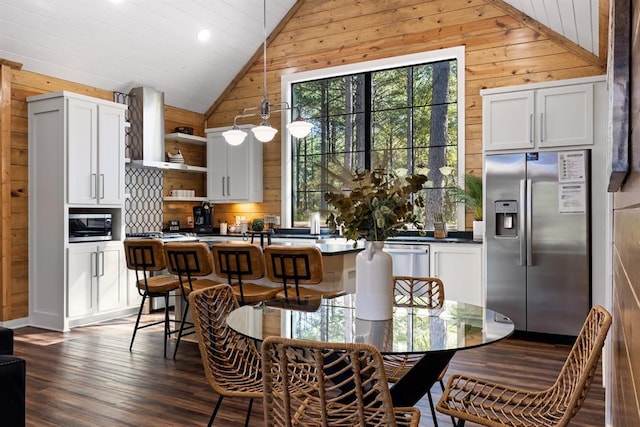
[
  {"xmin": 123, "ymin": 239, "xmax": 181, "ymax": 358},
  {"xmin": 163, "ymin": 242, "xmax": 221, "ymax": 360},
  {"xmin": 211, "ymin": 243, "xmax": 279, "ymax": 305},
  {"xmin": 384, "ymin": 276, "xmax": 453, "ymax": 427},
  {"xmin": 263, "ymin": 245, "xmax": 345, "ymax": 304}
]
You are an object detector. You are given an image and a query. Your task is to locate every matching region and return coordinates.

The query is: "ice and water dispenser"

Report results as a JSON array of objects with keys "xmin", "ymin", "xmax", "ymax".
[{"xmin": 494, "ymin": 200, "xmax": 518, "ymax": 237}]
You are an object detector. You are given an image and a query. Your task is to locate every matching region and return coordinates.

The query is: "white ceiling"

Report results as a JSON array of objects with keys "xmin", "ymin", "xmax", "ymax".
[
  {"xmin": 502, "ymin": 0, "xmax": 600, "ymax": 54},
  {"xmin": 0, "ymin": 0, "xmax": 600, "ymax": 114}
]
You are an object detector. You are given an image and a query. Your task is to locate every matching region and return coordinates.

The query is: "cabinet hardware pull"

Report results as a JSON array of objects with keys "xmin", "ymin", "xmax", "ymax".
[
  {"xmin": 529, "ymin": 113, "xmax": 533, "ymax": 143},
  {"xmin": 222, "ymin": 177, "xmax": 225, "ymax": 197},
  {"xmin": 100, "ymin": 251, "xmax": 105, "ymax": 277},
  {"xmin": 99, "ymin": 174, "xmax": 105, "ymax": 199},
  {"xmin": 227, "ymin": 176, "xmax": 230, "ymax": 196},
  {"xmin": 434, "ymin": 252, "xmax": 438, "ymax": 277},
  {"xmin": 539, "ymin": 113, "xmax": 544, "ymax": 142},
  {"xmin": 91, "ymin": 173, "xmax": 97, "ymax": 200},
  {"xmin": 92, "ymin": 252, "xmax": 98, "ymax": 278}
]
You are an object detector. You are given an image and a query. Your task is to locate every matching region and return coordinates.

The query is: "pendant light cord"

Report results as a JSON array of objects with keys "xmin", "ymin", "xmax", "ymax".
[{"xmin": 262, "ymin": 0, "xmax": 268, "ymax": 101}]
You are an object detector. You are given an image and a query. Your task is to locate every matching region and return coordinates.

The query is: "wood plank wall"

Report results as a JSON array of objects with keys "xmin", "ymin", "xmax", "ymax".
[
  {"xmin": 2, "ymin": 69, "xmax": 203, "ymax": 321},
  {"xmin": 611, "ymin": 0, "xmax": 640, "ymax": 424},
  {"xmin": 0, "ymin": 0, "xmax": 610, "ymax": 323},
  {"xmin": 205, "ymin": 0, "xmax": 606, "ymax": 228}
]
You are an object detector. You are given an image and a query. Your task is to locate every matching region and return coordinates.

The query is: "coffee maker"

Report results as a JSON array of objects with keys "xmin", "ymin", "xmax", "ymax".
[{"xmin": 193, "ymin": 201, "xmax": 213, "ymax": 233}]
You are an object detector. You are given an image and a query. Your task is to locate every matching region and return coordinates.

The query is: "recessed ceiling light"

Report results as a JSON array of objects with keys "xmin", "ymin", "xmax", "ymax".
[{"xmin": 197, "ymin": 29, "xmax": 211, "ymax": 42}]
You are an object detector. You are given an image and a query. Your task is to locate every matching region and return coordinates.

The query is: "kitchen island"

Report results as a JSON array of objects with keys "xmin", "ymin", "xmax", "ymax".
[{"xmin": 199, "ymin": 237, "xmax": 363, "ymax": 294}]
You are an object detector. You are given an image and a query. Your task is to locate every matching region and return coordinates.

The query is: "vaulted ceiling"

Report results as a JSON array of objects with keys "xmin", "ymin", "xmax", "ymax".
[{"xmin": 0, "ymin": 0, "xmax": 605, "ymax": 113}]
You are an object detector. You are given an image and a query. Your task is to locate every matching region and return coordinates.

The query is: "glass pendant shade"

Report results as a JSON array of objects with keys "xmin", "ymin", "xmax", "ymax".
[
  {"xmin": 222, "ymin": 128, "xmax": 247, "ymax": 146},
  {"xmin": 252, "ymin": 125, "xmax": 278, "ymax": 142},
  {"xmin": 286, "ymin": 120, "xmax": 313, "ymax": 138}
]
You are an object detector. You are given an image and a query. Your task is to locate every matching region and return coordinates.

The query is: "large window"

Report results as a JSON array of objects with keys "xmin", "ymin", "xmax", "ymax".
[{"xmin": 281, "ymin": 47, "xmax": 465, "ymax": 230}]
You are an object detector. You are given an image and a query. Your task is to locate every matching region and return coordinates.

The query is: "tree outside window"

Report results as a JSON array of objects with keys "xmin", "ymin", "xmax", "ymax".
[{"xmin": 291, "ymin": 58, "xmax": 459, "ymax": 230}]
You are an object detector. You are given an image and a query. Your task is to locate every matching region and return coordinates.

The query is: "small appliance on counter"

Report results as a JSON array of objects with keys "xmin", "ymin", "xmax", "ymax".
[{"xmin": 193, "ymin": 201, "xmax": 213, "ymax": 233}]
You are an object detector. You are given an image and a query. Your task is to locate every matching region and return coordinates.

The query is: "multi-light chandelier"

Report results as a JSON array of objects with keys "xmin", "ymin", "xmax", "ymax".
[{"xmin": 222, "ymin": 0, "xmax": 312, "ymax": 146}]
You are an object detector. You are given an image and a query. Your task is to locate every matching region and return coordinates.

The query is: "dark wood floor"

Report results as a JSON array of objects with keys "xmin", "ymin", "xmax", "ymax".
[{"xmin": 13, "ymin": 312, "xmax": 605, "ymax": 426}]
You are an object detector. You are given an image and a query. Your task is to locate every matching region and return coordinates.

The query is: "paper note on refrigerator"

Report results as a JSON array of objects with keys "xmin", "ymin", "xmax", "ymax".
[
  {"xmin": 557, "ymin": 151, "xmax": 586, "ymax": 183},
  {"xmin": 558, "ymin": 183, "xmax": 586, "ymax": 213}
]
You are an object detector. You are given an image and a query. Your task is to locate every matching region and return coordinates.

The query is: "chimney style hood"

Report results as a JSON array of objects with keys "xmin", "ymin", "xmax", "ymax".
[{"xmin": 128, "ymin": 86, "xmax": 172, "ymax": 170}]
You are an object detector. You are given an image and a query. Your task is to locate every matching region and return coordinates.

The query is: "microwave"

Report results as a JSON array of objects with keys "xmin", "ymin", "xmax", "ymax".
[{"xmin": 69, "ymin": 213, "xmax": 113, "ymax": 242}]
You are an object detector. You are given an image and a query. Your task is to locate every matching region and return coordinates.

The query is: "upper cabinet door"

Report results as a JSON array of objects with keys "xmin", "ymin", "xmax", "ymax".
[
  {"xmin": 537, "ymin": 84, "xmax": 593, "ymax": 148},
  {"xmin": 97, "ymin": 104, "xmax": 125, "ymax": 205},
  {"xmin": 67, "ymin": 98, "xmax": 98, "ymax": 204},
  {"xmin": 483, "ymin": 91, "xmax": 535, "ymax": 151},
  {"xmin": 483, "ymin": 80, "xmax": 597, "ymax": 152},
  {"xmin": 227, "ymin": 142, "xmax": 250, "ymax": 200},
  {"xmin": 206, "ymin": 127, "xmax": 263, "ymax": 203},
  {"xmin": 67, "ymin": 98, "xmax": 124, "ymax": 206}
]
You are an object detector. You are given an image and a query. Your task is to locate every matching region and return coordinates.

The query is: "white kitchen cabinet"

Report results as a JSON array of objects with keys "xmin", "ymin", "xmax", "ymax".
[
  {"xmin": 67, "ymin": 242, "xmax": 126, "ymax": 318},
  {"xmin": 429, "ymin": 243, "xmax": 483, "ymax": 306},
  {"xmin": 67, "ymin": 97, "xmax": 126, "ymax": 205},
  {"xmin": 483, "ymin": 79, "xmax": 595, "ymax": 152},
  {"xmin": 28, "ymin": 91, "xmax": 134, "ymax": 331},
  {"xmin": 206, "ymin": 126, "xmax": 263, "ymax": 202}
]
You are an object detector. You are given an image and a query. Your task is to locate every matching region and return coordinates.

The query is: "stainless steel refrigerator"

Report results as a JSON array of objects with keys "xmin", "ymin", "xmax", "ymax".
[{"xmin": 485, "ymin": 150, "xmax": 590, "ymax": 336}]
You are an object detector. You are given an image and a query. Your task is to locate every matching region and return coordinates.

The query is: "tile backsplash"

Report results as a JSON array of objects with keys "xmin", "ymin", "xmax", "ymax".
[{"xmin": 125, "ymin": 167, "xmax": 163, "ymax": 233}]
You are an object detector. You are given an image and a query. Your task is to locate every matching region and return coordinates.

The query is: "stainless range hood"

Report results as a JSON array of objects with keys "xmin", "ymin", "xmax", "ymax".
[{"xmin": 128, "ymin": 86, "xmax": 173, "ymax": 170}]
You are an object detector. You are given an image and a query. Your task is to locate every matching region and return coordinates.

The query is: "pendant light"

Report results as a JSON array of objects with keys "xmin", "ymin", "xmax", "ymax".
[{"xmin": 222, "ymin": 0, "xmax": 312, "ymax": 145}]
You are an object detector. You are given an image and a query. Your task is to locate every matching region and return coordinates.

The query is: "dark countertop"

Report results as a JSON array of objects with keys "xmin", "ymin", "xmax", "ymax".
[
  {"xmin": 184, "ymin": 227, "xmax": 481, "ymax": 245},
  {"xmin": 204, "ymin": 239, "xmax": 364, "ymax": 255}
]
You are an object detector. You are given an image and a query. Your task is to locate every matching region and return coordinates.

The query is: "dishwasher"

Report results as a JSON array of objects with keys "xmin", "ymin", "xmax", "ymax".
[{"xmin": 383, "ymin": 242, "xmax": 430, "ymax": 277}]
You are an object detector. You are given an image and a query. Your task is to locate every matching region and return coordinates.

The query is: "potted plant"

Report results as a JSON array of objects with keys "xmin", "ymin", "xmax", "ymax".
[
  {"xmin": 452, "ymin": 172, "xmax": 483, "ymax": 241},
  {"xmin": 324, "ymin": 166, "xmax": 427, "ymax": 320},
  {"xmin": 324, "ymin": 167, "xmax": 428, "ymax": 244}
]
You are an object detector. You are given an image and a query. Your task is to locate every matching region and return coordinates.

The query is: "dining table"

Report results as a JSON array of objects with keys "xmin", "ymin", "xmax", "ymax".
[{"xmin": 226, "ymin": 294, "xmax": 515, "ymax": 407}]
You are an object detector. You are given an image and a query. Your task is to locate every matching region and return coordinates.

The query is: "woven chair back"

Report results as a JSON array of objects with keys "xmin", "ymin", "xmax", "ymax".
[
  {"xmin": 188, "ymin": 284, "xmax": 263, "ymax": 397},
  {"xmin": 262, "ymin": 336, "xmax": 420, "ymax": 427},
  {"xmin": 552, "ymin": 304, "xmax": 611, "ymax": 420},
  {"xmin": 124, "ymin": 239, "xmax": 167, "ymax": 272},
  {"xmin": 393, "ymin": 276, "xmax": 445, "ymax": 309},
  {"xmin": 212, "ymin": 243, "xmax": 265, "ymax": 281}
]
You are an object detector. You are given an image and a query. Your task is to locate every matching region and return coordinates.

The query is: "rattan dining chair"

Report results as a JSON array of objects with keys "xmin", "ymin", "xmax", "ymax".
[
  {"xmin": 261, "ymin": 336, "xmax": 421, "ymax": 427},
  {"xmin": 436, "ymin": 304, "xmax": 612, "ymax": 427},
  {"xmin": 211, "ymin": 243, "xmax": 280, "ymax": 305},
  {"xmin": 123, "ymin": 239, "xmax": 181, "ymax": 358},
  {"xmin": 163, "ymin": 241, "xmax": 221, "ymax": 360},
  {"xmin": 263, "ymin": 245, "xmax": 345, "ymax": 303},
  {"xmin": 189, "ymin": 284, "xmax": 263, "ymax": 427},
  {"xmin": 384, "ymin": 276, "xmax": 453, "ymax": 427}
]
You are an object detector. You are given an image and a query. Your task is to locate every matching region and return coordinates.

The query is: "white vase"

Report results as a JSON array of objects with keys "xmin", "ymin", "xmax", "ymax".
[
  {"xmin": 355, "ymin": 241, "xmax": 394, "ymax": 320},
  {"xmin": 473, "ymin": 220, "xmax": 484, "ymax": 241}
]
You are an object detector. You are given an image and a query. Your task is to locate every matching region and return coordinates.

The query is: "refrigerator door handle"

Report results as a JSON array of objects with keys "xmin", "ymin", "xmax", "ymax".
[
  {"xmin": 526, "ymin": 178, "xmax": 533, "ymax": 266},
  {"xmin": 519, "ymin": 179, "xmax": 526, "ymax": 266}
]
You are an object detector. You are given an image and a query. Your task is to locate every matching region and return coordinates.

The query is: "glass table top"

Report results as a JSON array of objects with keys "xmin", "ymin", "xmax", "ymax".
[{"xmin": 227, "ymin": 295, "xmax": 515, "ymax": 354}]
